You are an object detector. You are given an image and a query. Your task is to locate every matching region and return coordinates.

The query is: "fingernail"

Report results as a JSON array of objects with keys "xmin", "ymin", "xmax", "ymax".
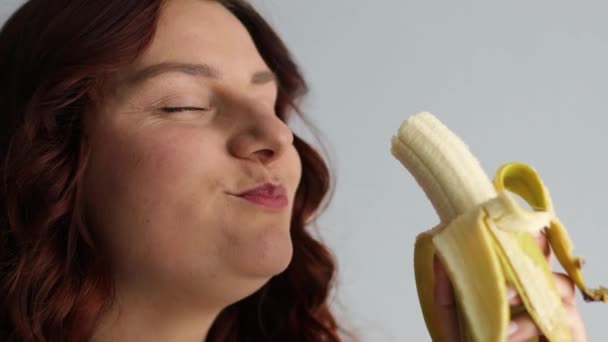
[
  {"xmin": 508, "ymin": 321, "xmax": 518, "ymax": 336},
  {"xmin": 507, "ymin": 287, "xmax": 518, "ymax": 302}
]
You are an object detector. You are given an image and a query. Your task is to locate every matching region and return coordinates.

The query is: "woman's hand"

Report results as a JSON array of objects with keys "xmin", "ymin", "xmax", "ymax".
[{"xmin": 432, "ymin": 231, "xmax": 588, "ymax": 342}]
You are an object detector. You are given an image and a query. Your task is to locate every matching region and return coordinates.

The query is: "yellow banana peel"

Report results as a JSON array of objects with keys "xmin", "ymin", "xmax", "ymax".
[{"xmin": 390, "ymin": 112, "xmax": 607, "ymax": 342}]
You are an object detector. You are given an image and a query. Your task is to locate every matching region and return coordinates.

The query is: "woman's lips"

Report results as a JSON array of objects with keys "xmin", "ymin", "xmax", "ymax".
[{"xmin": 235, "ymin": 183, "xmax": 288, "ymax": 209}]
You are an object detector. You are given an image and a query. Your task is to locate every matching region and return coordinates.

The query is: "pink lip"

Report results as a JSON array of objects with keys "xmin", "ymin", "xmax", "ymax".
[{"xmin": 235, "ymin": 183, "xmax": 288, "ymax": 209}]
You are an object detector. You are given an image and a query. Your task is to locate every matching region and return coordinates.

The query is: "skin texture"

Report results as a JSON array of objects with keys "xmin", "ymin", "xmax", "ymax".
[
  {"xmin": 82, "ymin": 0, "xmax": 301, "ymax": 341},
  {"xmin": 433, "ymin": 231, "xmax": 588, "ymax": 341}
]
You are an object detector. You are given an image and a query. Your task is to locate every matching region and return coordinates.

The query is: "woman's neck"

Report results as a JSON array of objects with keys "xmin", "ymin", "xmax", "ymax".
[{"xmin": 90, "ymin": 288, "xmax": 221, "ymax": 342}]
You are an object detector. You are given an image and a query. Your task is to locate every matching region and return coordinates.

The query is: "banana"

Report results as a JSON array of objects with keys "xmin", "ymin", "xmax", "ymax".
[{"xmin": 390, "ymin": 112, "xmax": 607, "ymax": 341}]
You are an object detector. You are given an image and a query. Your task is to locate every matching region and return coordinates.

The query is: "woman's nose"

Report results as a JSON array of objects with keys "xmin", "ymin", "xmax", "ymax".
[{"xmin": 227, "ymin": 106, "xmax": 294, "ymax": 165}]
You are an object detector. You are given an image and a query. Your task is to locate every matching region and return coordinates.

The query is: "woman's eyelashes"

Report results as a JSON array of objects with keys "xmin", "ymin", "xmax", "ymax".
[{"xmin": 160, "ymin": 106, "xmax": 211, "ymax": 113}]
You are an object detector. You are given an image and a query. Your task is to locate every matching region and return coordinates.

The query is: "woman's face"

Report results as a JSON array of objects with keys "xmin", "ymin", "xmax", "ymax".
[{"xmin": 82, "ymin": 0, "xmax": 301, "ymax": 306}]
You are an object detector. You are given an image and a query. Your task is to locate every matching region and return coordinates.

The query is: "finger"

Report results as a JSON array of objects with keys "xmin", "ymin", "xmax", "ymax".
[
  {"xmin": 506, "ymin": 286, "xmax": 523, "ymax": 306},
  {"xmin": 506, "ymin": 272, "xmax": 576, "ymax": 307},
  {"xmin": 534, "ymin": 230, "xmax": 552, "ymax": 262},
  {"xmin": 432, "ymin": 255, "xmax": 460, "ymax": 342},
  {"xmin": 564, "ymin": 303, "xmax": 588, "ymax": 342},
  {"xmin": 507, "ymin": 302, "xmax": 587, "ymax": 342},
  {"xmin": 553, "ymin": 272, "xmax": 576, "ymax": 305},
  {"xmin": 507, "ymin": 311, "xmax": 541, "ymax": 342}
]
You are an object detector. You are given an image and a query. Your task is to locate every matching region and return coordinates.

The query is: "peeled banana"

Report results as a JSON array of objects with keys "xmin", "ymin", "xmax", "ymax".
[{"xmin": 390, "ymin": 112, "xmax": 607, "ymax": 342}]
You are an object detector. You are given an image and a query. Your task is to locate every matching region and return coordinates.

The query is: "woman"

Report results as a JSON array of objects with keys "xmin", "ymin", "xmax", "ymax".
[{"xmin": 0, "ymin": 0, "xmax": 586, "ymax": 341}]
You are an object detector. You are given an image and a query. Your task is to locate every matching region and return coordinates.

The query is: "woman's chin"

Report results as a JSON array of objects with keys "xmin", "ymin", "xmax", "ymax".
[
  {"xmin": 254, "ymin": 241, "xmax": 293, "ymax": 277},
  {"xmin": 219, "ymin": 242, "xmax": 293, "ymax": 304},
  {"xmin": 238, "ymin": 234, "xmax": 294, "ymax": 279}
]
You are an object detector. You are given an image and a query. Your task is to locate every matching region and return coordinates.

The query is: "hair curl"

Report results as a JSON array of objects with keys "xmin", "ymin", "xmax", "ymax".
[{"xmin": 0, "ymin": 0, "xmax": 346, "ymax": 340}]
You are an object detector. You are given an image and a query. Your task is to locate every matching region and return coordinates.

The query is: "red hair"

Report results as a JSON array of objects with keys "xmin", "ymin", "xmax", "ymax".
[{"xmin": 0, "ymin": 0, "xmax": 347, "ymax": 340}]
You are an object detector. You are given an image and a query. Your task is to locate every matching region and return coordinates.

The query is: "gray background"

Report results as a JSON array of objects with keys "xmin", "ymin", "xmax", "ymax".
[{"xmin": 2, "ymin": 0, "xmax": 607, "ymax": 340}]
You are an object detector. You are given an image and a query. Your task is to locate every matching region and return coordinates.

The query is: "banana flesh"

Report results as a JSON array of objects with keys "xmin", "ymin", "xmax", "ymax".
[{"xmin": 391, "ymin": 112, "xmax": 607, "ymax": 342}]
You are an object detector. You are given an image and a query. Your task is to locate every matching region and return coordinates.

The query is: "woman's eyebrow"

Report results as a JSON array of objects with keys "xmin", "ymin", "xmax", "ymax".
[{"xmin": 124, "ymin": 62, "xmax": 277, "ymax": 87}]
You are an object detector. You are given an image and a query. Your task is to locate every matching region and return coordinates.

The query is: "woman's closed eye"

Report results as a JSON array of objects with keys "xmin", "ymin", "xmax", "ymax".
[{"xmin": 160, "ymin": 106, "xmax": 212, "ymax": 113}]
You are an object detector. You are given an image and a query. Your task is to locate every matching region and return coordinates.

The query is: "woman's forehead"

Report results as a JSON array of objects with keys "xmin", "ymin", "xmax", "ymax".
[{"xmin": 138, "ymin": 0, "xmax": 268, "ymax": 73}]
